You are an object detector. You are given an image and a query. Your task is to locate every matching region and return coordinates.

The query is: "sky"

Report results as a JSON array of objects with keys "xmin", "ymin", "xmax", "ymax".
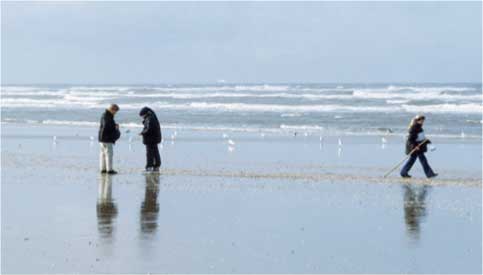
[{"xmin": 1, "ymin": 1, "xmax": 481, "ymax": 84}]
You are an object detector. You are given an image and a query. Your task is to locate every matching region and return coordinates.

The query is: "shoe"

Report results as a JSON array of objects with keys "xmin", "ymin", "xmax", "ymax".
[
  {"xmin": 107, "ymin": 170, "xmax": 118, "ymax": 175},
  {"xmin": 100, "ymin": 170, "xmax": 107, "ymax": 174},
  {"xmin": 401, "ymin": 174, "xmax": 412, "ymax": 178},
  {"xmin": 145, "ymin": 167, "xmax": 153, "ymax": 172},
  {"xmin": 152, "ymin": 167, "xmax": 160, "ymax": 172},
  {"xmin": 427, "ymin": 173, "xmax": 438, "ymax": 179}
]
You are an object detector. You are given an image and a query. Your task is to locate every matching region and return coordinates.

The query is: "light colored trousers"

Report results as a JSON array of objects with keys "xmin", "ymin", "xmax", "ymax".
[{"xmin": 99, "ymin": 142, "xmax": 114, "ymax": 171}]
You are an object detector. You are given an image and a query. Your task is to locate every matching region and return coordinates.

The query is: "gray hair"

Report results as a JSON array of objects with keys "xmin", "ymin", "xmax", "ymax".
[{"xmin": 108, "ymin": 104, "xmax": 120, "ymax": 112}]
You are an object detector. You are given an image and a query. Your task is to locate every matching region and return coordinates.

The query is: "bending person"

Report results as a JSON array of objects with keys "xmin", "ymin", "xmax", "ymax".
[
  {"xmin": 98, "ymin": 104, "xmax": 121, "ymax": 174},
  {"xmin": 139, "ymin": 107, "xmax": 162, "ymax": 172}
]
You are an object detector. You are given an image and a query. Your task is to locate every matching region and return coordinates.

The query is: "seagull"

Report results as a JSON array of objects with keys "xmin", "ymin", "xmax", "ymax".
[
  {"xmin": 222, "ymin": 133, "xmax": 228, "ymax": 139},
  {"xmin": 228, "ymin": 146, "xmax": 235, "ymax": 152},
  {"xmin": 319, "ymin": 136, "xmax": 323, "ymax": 142},
  {"xmin": 338, "ymin": 138, "xmax": 342, "ymax": 147},
  {"xmin": 304, "ymin": 132, "xmax": 308, "ymax": 137},
  {"xmin": 52, "ymin": 136, "xmax": 57, "ymax": 144},
  {"xmin": 461, "ymin": 130, "xmax": 466, "ymax": 139},
  {"xmin": 381, "ymin": 137, "xmax": 387, "ymax": 144},
  {"xmin": 227, "ymin": 139, "xmax": 235, "ymax": 146},
  {"xmin": 260, "ymin": 133, "xmax": 265, "ymax": 138}
]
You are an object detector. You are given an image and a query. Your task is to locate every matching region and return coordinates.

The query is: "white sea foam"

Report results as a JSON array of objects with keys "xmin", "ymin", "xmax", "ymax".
[
  {"xmin": 3, "ymin": 84, "xmax": 481, "ymax": 103},
  {"xmin": 2, "ymin": 97, "xmax": 481, "ymax": 114},
  {"xmin": 401, "ymin": 103, "xmax": 483, "ymax": 114}
]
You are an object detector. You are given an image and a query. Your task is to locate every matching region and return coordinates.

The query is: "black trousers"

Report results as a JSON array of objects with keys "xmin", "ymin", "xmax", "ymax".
[{"xmin": 145, "ymin": 144, "xmax": 161, "ymax": 168}]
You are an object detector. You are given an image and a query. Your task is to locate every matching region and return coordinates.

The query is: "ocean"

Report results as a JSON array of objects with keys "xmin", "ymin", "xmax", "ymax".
[{"xmin": 1, "ymin": 83, "xmax": 481, "ymax": 138}]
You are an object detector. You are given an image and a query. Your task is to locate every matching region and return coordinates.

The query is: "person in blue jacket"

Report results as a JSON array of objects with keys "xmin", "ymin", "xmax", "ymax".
[{"xmin": 400, "ymin": 115, "xmax": 438, "ymax": 178}]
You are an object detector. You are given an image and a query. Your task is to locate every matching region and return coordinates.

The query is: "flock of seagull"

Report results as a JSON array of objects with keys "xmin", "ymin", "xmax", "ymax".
[{"xmin": 51, "ymin": 129, "xmax": 467, "ymax": 154}]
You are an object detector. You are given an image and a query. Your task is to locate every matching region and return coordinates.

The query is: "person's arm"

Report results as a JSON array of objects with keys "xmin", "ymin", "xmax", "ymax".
[
  {"xmin": 407, "ymin": 126, "xmax": 419, "ymax": 146},
  {"xmin": 105, "ymin": 116, "xmax": 117, "ymax": 136},
  {"xmin": 141, "ymin": 117, "xmax": 151, "ymax": 135}
]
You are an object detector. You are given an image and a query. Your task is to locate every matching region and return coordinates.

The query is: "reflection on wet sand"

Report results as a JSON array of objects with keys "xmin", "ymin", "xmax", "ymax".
[
  {"xmin": 97, "ymin": 175, "xmax": 118, "ymax": 238},
  {"xmin": 403, "ymin": 184, "xmax": 429, "ymax": 240},
  {"xmin": 140, "ymin": 173, "xmax": 160, "ymax": 236}
]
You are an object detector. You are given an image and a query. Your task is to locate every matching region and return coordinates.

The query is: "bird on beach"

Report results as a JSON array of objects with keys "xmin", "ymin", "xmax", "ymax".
[
  {"xmin": 338, "ymin": 138, "xmax": 342, "ymax": 147},
  {"xmin": 222, "ymin": 133, "xmax": 228, "ymax": 139},
  {"xmin": 227, "ymin": 139, "xmax": 235, "ymax": 146},
  {"xmin": 52, "ymin": 136, "xmax": 57, "ymax": 144},
  {"xmin": 260, "ymin": 133, "xmax": 265, "ymax": 138},
  {"xmin": 228, "ymin": 146, "xmax": 235, "ymax": 152},
  {"xmin": 381, "ymin": 136, "xmax": 387, "ymax": 144},
  {"xmin": 460, "ymin": 130, "xmax": 466, "ymax": 139}
]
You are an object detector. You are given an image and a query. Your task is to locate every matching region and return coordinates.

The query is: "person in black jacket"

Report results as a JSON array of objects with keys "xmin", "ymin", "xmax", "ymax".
[
  {"xmin": 98, "ymin": 104, "xmax": 120, "ymax": 174},
  {"xmin": 400, "ymin": 115, "xmax": 437, "ymax": 178},
  {"xmin": 139, "ymin": 107, "xmax": 162, "ymax": 172}
]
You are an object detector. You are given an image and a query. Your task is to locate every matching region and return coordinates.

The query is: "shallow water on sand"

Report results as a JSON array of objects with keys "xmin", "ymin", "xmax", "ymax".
[{"xmin": 1, "ymin": 124, "xmax": 482, "ymax": 273}]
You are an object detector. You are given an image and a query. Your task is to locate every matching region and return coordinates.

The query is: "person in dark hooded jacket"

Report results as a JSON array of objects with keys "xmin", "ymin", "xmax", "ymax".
[
  {"xmin": 400, "ymin": 115, "xmax": 437, "ymax": 178},
  {"xmin": 98, "ymin": 104, "xmax": 120, "ymax": 174},
  {"xmin": 139, "ymin": 107, "xmax": 162, "ymax": 172}
]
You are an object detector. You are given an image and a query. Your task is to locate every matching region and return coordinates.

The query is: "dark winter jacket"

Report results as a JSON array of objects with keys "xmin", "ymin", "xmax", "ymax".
[
  {"xmin": 405, "ymin": 124, "xmax": 430, "ymax": 155},
  {"xmin": 140, "ymin": 107, "xmax": 162, "ymax": 145},
  {"xmin": 98, "ymin": 110, "xmax": 120, "ymax": 143}
]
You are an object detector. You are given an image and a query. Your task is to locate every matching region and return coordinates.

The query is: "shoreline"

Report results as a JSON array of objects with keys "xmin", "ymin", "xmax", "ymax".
[{"xmin": 2, "ymin": 121, "xmax": 482, "ymax": 140}]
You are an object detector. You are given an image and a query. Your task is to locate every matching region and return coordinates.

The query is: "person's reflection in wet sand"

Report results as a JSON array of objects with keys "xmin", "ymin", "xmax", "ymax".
[
  {"xmin": 140, "ymin": 173, "xmax": 160, "ymax": 236},
  {"xmin": 97, "ymin": 174, "xmax": 118, "ymax": 239},
  {"xmin": 403, "ymin": 184, "xmax": 429, "ymax": 240}
]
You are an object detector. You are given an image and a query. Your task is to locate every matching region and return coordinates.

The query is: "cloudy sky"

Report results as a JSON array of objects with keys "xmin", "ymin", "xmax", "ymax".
[{"xmin": 2, "ymin": 1, "xmax": 481, "ymax": 84}]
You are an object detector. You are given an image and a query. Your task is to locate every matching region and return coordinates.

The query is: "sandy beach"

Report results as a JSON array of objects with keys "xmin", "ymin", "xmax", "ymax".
[{"xmin": 1, "ymin": 123, "xmax": 481, "ymax": 273}]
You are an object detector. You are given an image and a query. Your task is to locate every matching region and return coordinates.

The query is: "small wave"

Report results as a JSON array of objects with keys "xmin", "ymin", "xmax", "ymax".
[{"xmin": 401, "ymin": 103, "xmax": 482, "ymax": 114}]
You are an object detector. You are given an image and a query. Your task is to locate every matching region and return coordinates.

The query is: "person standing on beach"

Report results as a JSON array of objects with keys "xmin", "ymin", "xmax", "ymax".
[
  {"xmin": 139, "ymin": 107, "xmax": 162, "ymax": 172},
  {"xmin": 98, "ymin": 104, "xmax": 121, "ymax": 174},
  {"xmin": 400, "ymin": 115, "xmax": 437, "ymax": 178}
]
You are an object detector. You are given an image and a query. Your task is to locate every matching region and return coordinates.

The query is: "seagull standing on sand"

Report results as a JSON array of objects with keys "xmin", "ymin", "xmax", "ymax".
[
  {"xmin": 52, "ymin": 136, "xmax": 57, "ymax": 144},
  {"xmin": 227, "ymin": 139, "xmax": 235, "ymax": 153},
  {"xmin": 222, "ymin": 133, "xmax": 228, "ymax": 139},
  {"xmin": 461, "ymin": 130, "xmax": 466, "ymax": 139},
  {"xmin": 338, "ymin": 138, "xmax": 342, "ymax": 147}
]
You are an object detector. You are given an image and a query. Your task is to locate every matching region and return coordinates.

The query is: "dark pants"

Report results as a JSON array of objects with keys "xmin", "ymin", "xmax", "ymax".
[
  {"xmin": 400, "ymin": 152, "xmax": 435, "ymax": 177},
  {"xmin": 145, "ymin": 144, "xmax": 161, "ymax": 169}
]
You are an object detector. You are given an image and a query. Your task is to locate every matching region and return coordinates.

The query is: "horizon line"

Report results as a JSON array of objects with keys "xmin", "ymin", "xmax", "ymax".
[{"xmin": 1, "ymin": 81, "xmax": 482, "ymax": 86}]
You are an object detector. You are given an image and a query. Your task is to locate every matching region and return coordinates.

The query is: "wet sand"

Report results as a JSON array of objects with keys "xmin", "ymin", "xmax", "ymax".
[{"xmin": 1, "ymin": 124, "xmax": 482, "ymax": 273}]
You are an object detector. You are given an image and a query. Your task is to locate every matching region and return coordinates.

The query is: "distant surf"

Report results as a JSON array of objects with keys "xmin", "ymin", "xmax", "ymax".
[{"xmin": 1, "ymin": 83, "xmax": 481, "ymax": 137}]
